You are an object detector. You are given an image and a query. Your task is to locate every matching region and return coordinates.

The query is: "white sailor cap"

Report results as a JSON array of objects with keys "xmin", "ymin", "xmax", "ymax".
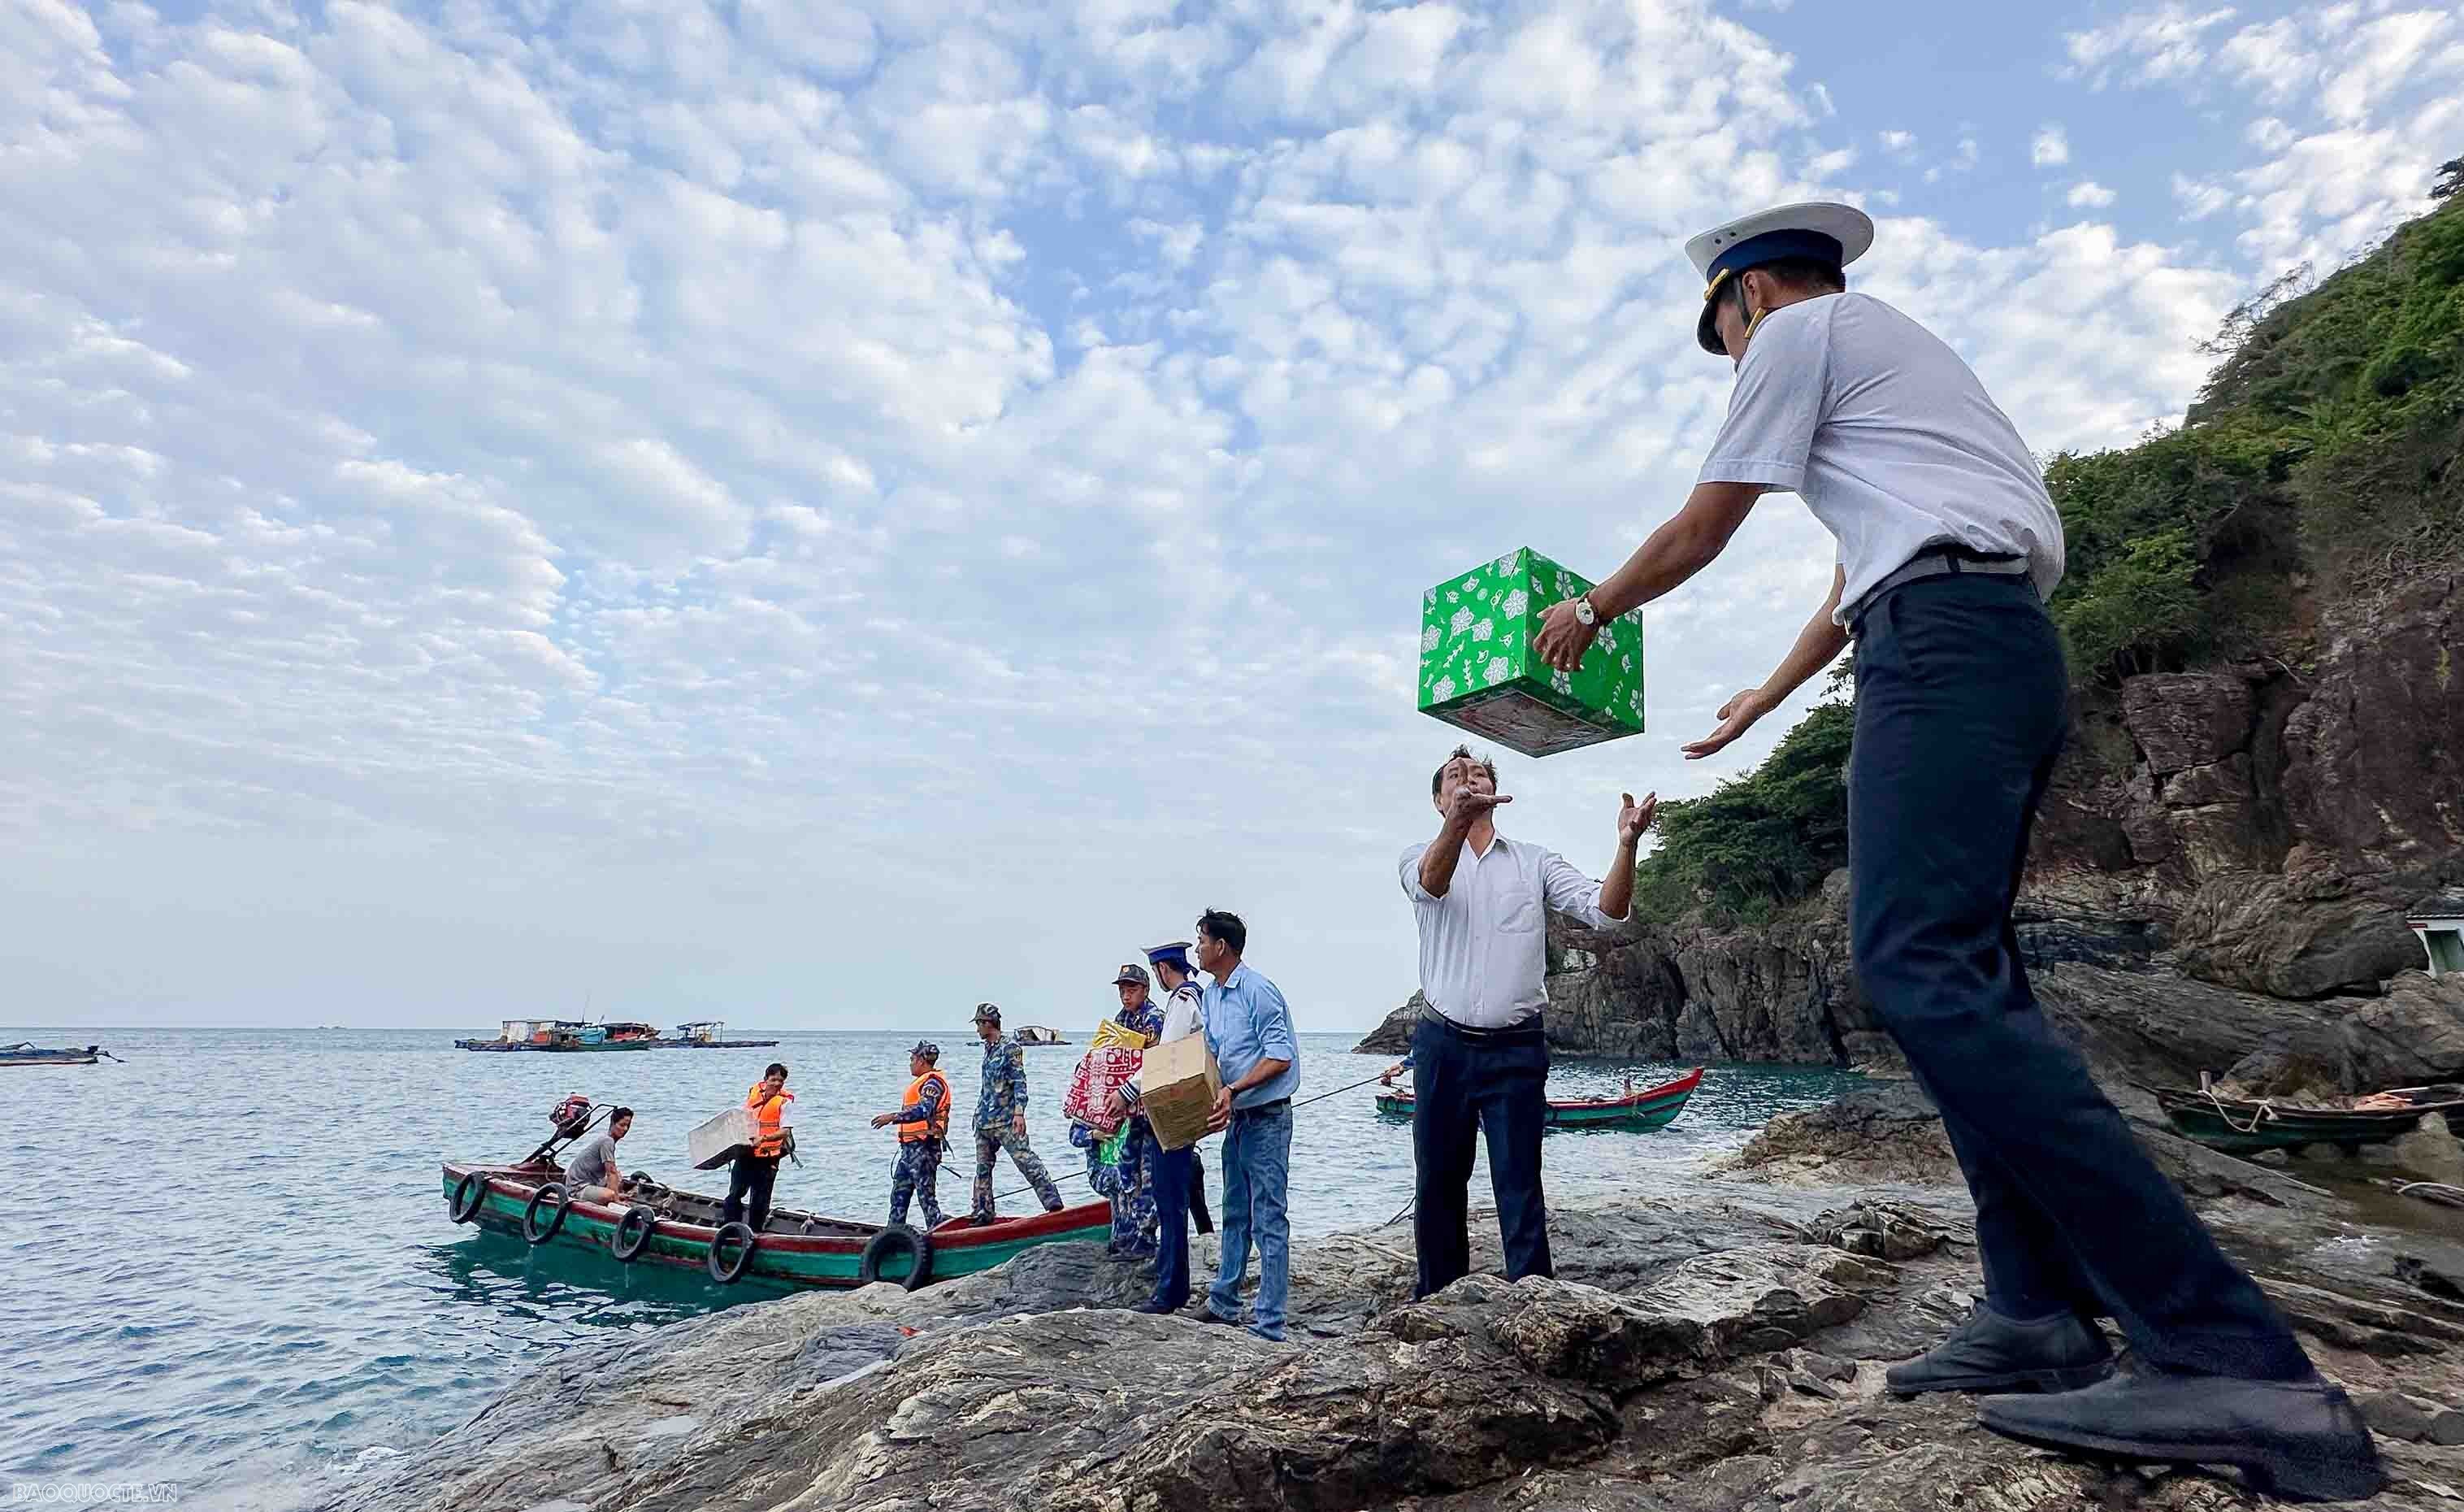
[{"xmin": 1685, "ymin": 202, "xmax": 1874, "ymax": 354}]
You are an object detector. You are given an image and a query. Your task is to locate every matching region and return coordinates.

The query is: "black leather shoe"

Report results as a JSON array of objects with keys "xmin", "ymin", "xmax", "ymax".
[
  {"xmin": 1196, "ymin": 1307, "xmax": 1247, "ymax": 1327},
  {"xmin": 1885, "ymin": 1306, "xmax": 2113, "ymax": 1395},
  {"xmin": 1131, "ymin": 1300, "xmax": 1182, "ymax": 1315},
  {"xmin": 1977, "ymin": 1371, "xmax": 2384, "ymax": 1503}
]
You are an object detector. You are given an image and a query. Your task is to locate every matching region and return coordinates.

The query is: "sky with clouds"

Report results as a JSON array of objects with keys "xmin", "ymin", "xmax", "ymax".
[{"xmin": 4, "ymin": 0, "xmax": 2458, "ymax": 1033}]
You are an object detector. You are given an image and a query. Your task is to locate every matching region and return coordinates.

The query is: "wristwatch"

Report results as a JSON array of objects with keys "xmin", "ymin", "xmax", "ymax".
[{"xmin": 1573, "ymin": 594, "xmax": 1598, "ymax": 627}]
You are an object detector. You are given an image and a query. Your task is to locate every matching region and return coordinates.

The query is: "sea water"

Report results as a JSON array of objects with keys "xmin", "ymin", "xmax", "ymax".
[{"xmin": 0, "ymin": 1027, "xmax": 1859, "ymax": 1509}]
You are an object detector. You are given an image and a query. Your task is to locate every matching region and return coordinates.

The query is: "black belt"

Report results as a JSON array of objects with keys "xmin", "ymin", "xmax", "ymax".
[
  {"xmin": 1418, "ymin": 1004, "xmax": 1545, "ymax": 1042},
  {"xmin": 1232, "ymin": 1097, "xmax": 1291, "ymax": 1117},
  {"xmin": 1847, "ymin": 544, "xmax": 2031, "ymax": 631}
]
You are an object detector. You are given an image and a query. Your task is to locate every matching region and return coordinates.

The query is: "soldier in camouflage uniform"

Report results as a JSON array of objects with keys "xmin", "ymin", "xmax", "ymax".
[
  {"xmin": 969, "ymin": 1002, "xmax": 1064, "ymax": 1223},
  {"xmin": 1089, "ymin": 962, "xmax": 1165, "ymax": 1257},
  {"xmin": 872, "ymin": 1040, "xmax": 951, "ymax": 1230}
]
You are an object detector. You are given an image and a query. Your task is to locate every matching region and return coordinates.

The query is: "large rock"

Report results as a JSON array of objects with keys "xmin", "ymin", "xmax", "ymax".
[
  {"xmin": 2123, "ymin": 672, "xmax": 2254, "ymax": 776},
  {"xmin": 1724, "ymin": 1083, "xmax": 1958, "ymax": 1184}
]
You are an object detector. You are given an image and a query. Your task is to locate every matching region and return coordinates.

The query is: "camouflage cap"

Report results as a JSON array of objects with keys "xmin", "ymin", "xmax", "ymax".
[
  {"xmin": 1113, "ymin": 962, "xmax": 1151, "ymax": 986},
  {"xmin": 972, "ymin": 1001, "xmax": 1001, "ymax": 1023},
  {"xmin": 910, "ymin": 1040, "xmax": 940, "ymax": 1062}
]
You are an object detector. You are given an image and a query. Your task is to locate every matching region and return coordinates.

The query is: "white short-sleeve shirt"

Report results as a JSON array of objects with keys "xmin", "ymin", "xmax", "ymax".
[{"xmin": 1697, "ymin": 292, "xmax": 2065, "ymax": 623}]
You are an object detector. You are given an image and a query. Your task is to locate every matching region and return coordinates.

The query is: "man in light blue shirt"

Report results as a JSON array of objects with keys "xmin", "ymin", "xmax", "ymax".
[{"xmin": 1194, "ymin": 907, "xmax": 1298, "ymax": 1340}]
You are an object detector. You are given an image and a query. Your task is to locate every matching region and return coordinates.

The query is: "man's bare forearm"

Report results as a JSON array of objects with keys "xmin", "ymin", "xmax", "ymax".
[
  {"xmin": 1598, "ymin": 836, "xmax": 1640, "ymax": 921},
  {"xmin": 1758, "ymin": 574, "xmax": 1849, "ymax": 704},
  {"xmin": 1585, "ymin": 482, "xmax": 1766, "ymax": 620},
  {"xmin": 1417, "ymin": 811, "xmax": 1474, "ymax": 897}
]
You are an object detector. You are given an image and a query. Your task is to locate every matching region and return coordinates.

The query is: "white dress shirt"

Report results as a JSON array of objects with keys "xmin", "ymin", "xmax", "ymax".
[
  {"xmin": 1125, "ymin": 980, "xmax": 1204, "ymax": 1098},
  {"xmin": 1696, "ymin": 291, "xmax": 2065, "ymax": 623},
  {"xmin": 1399, "ymin": 834, "xmax": 1625, "ymax": 1029}
]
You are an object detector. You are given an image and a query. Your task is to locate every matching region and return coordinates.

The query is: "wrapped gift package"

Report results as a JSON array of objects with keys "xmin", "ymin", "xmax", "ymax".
[
  {"xmin": 1061, "ymin": 1045, "xmax": 1142, "ymax": 1136},
  {"xmin": 1139, "ymin": 1034, "xmax": 1221, "ymax": 1152},
  {"xmin": 1417, "ymin": 548, "xmax": 1646, "ymax": 756}
]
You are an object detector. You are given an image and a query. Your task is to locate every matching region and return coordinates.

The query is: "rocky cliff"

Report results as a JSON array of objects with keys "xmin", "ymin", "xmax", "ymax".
[{"xmin": 1360, "ymin": 569, "xmax": 2464, "ymax": 1095}]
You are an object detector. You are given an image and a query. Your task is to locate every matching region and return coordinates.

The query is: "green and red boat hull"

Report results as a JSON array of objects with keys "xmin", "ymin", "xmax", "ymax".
[
  {"xmin": 1375, "ymin": 1066, "xmax": 1704, "ymax": 1130},
  {"xmin": 441, "ymin": 1161, "xmax": 1113, "ymax": 1289}
]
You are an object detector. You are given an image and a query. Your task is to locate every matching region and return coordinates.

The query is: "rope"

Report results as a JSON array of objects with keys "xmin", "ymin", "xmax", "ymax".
[
  {"xmin": 1291, "ymin": 1071, "xmax": 1394, "ymax": 1111},
  {"xmin": 2197, "ymin": 1073, "xmax": 2278, "ymax": 1136},
  {"xmin": 982, "ymin": 1071, "xmax": 1387, "ymax": 1204},
  {"xmin": 2397, "ymin": 1181, "xmax": 2464, "ymax": 1210}
]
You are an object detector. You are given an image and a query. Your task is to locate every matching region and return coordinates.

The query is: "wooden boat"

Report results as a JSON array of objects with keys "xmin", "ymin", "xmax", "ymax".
[
  {"xmin": 440, "ymin": 1159, "xmax": 1113, "ymax": 1289},
  {"xmin": 663, "ymin": 1020, "xmax": 782, "ymax": 1049},
  {"xmin": 1, "ymin": 1041, "xmax": 102, "ymax": 1067},
  {"xmin": 2153, "ymin": 1082, "xmax": 2464, "ymax": 1154},
  {"xmin": 1375, "ymin": 1067, "xmax": 1706, "ymax": 1130},
  {"xmin": 456, "ymin": 1019, "xmax": 664, "ymax": 1052}
]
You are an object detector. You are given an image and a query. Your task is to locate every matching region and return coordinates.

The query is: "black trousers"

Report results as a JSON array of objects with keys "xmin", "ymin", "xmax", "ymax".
[
  {"xmin": 1850, "ymin": 571, "xmax": 2307, "ymax": 1380},
  {"xmin": 722, "ymin": 1151, "xmax": 781, "ymax": 1232},
  {"xmin": 1411, "ymin": 1010, "xmax": 1551, "ymax": 1298}
]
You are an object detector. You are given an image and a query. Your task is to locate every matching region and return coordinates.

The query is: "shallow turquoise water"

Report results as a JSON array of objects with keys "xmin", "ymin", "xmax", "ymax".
[{"xmin": 0, "ymin": 1028, "xmax": 1859, "ymax": 1509}]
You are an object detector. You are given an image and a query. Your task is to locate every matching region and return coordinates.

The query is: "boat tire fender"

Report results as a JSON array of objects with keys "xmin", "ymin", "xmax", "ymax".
[
  {"xmin": 857, "ymin": 1223, "xmax": 933, "ymax": 1291},
  {"xmin": 610, "ymin": 1205, "xmax": 657, "ymax": 1262},
  {"xmin": 523, "ymin": 1183, "xmax": 571, "ymax": 1245},
  {"xmin": 450, "ymin": 1171, "xmax": 490, "ymax": 1224},
  {"xmin": 709, "ymin": 1221, "xmax": 759, "ymax": 1284}
]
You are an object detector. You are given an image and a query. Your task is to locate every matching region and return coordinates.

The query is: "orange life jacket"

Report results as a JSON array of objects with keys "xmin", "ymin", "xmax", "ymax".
[
  {"xmin": 900, "ymin": 1069, "xmax": 952, "ymax": 1144},
  {"xmin": 746, "ymin": 1084, "xmax": 793, "ymax": 1158}
]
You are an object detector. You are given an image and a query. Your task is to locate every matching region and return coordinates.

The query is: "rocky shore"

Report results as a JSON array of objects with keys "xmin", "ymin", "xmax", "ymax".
[{"xmin": 349, "ymin": 1082, "xmax": 2464, "ymax": 1512}]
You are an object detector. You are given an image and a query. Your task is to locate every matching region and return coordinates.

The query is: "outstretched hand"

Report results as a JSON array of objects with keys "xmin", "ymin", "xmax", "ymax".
[
  {"xmin": 1681, "ymin": 688, "xmax": 1776, "ymax": 761},
  {"xmin": 1533, "ymin": 598, "xmax": 1599, "ymax": 673},
  {"xmin": 1618, "ymin": 791, "xmax": 1659, "ymax": 844},
  {"xmin": 1444, "ymin": 788, "xmax": 1512, "ymax": 826}
]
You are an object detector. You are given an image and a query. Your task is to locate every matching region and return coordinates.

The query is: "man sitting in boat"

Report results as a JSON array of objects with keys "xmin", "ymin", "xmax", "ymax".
[
  {"xmin": 563, "ymin": 1106, "xmax": 635, "ymax": 1205},
  {"xmin": 871, "ymin": 1041, "xmax": 952, "ymax": 1231},
  {"xmin": 722, "ymin": 1063, "xmax": 795, "ymax": 1232}
]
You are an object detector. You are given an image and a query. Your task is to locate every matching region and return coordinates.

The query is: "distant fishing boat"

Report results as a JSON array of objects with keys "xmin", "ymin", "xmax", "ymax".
[
  {"xmin": 1015, "ymin": 1025, "xmax": 1069, "ymax": 1047},
  {"xmin": 441, "ymin": 1160, "xmax": 1111, "ymax": 1289},
  {"xmin": 1376, "ymin": 1067, "xmax": 1705, "ymax": 1130},
  {"xmin": 2153, "ymin": 1079, "xmax": 2464, "ymax": 1154},
  {"xmin": 662, "ymin": 1020, "xmax": 780, "ymax": 1049},
  {"xmin": 454, "ymin": 1019, "xmax": 664, "ymax": 1053},
  {"xmin": 1, "ymin": 1041, "xmax": 107, "ymax": 1068}
]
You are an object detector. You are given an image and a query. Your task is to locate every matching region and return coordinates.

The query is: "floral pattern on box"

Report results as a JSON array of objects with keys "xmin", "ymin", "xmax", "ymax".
[{"xmin": 1416, "ymin": 547, "xmax": 1646, "ymax": 757}]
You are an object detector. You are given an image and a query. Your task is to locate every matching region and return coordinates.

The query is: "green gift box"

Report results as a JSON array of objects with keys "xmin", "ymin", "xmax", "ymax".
[{"xmin": 1416, "ymin": 548, "xmax": 1646, "ymax": 757}]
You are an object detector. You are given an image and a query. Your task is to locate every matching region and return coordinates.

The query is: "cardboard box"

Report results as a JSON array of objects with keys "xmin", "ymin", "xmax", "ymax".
[
  {"xmin": 1417, "ymin": 548, "xmax": 1646, "ymax": 757},
  {"xmin": 688, "ymin": 1106, "xmax": 757, "ymax": 1171},
  {"xmin": 1140, "ymin": 1034, "xmax": 1221, "ymax": 1152}
]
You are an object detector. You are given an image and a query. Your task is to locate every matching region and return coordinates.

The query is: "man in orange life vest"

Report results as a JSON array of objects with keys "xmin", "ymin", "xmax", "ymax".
[
  {"xmin": 722, "ymin": 1061, "xmax": 794, "ymax": 1232},
  {"xmin": 872, "ymin": 1041, "xmax": 952, "ymax": 1231}
]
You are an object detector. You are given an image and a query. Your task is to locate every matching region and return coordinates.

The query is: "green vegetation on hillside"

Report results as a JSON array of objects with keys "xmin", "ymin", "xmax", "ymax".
[
  {"xmin": 1630, "ymin": 181, "xmax": 2464, "ymax": 926},
  {"xmin": 2045, "ymin": 189, "xmax": 2464, "ymax": 683},
  {"xmin": 1629, "ymin": 701, "xmax": 1852, "ymax": 926}
]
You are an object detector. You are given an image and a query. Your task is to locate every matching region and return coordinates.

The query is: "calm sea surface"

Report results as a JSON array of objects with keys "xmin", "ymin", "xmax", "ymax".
[{"xmin": 2, "ymin": 1027, "xmax": 1859, "ymax": 1510}]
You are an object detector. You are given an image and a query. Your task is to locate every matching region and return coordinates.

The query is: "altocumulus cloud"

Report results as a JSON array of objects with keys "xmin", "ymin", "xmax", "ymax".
[{"xmin": 0, "ymin": 0, "xmax": 2449, "ymax": 1028}]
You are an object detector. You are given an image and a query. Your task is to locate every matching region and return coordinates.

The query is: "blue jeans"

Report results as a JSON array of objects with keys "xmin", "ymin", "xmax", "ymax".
[
  {"xmin": 1206, "ymin": 1100, "xmax": 1292, "ymax": 1340},
  {"xmin": 1850, "ymin": 571, "xmax": 2307, "ymax": 1380},
  {"xmin": 1147, "ymin": 1141, "xmax": 1195, "ymax": 1311}
]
